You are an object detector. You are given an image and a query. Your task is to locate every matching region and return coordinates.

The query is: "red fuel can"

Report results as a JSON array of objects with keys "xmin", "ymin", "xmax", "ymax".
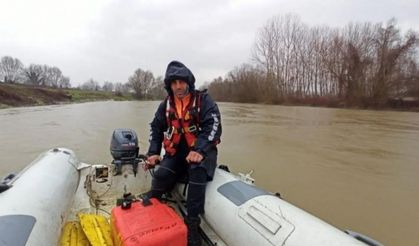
[{"xmin": 111, "ymin": 198, "xmax": 187, "ymax": 246}]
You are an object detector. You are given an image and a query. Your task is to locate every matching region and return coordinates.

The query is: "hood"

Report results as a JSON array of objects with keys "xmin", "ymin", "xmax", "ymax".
[{"xmin": 164, "ymin": 61, "xmax": 195, "ymax": 94}]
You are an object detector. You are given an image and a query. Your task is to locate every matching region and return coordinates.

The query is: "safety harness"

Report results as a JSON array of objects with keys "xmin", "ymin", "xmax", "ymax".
[{"xmin": 163, "ymin": 91, "xmax": 202, "ymax": 156}]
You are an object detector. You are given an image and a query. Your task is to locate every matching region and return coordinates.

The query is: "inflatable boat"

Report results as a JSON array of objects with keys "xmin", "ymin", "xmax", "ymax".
[{"xmin": 0, "ymin": 129, "xmax": 383, "ymax": 246}]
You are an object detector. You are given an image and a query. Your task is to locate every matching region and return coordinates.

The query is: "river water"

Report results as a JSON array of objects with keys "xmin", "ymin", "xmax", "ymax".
[{"xmin": 0, "ymin": 101, "xmax": 418, "ymax": 245}]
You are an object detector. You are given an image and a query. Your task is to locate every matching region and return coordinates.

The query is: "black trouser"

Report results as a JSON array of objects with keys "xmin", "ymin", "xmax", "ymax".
[{"xmin": 149, "ymin": 147, "xmax": 215, "ymax": 217}]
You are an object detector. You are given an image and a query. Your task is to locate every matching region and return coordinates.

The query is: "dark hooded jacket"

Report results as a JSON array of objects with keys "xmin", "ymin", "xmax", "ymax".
[
  {"xmin": 163, "ymin": 61, "xmax": 196, "ymax": 94},
  {"xmin": 147, "ymin": 61, "xmax": 222, "ymax": 177}
]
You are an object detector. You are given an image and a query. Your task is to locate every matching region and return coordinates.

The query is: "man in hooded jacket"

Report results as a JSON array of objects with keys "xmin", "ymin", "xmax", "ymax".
[{"xmin": 145, "ymin": 61, "xmax": 222, "ymax": 246}]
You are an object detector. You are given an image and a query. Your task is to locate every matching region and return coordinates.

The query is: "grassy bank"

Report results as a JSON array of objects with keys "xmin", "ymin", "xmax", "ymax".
[{"xmin": 0, "ymin": 83, "xmax": 134, "ymax": 108}]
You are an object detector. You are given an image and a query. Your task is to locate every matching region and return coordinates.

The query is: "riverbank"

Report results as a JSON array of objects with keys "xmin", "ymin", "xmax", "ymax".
[
  {"xmin": 0, "ymin": 83, "xmax": 134, "ymax": 108},
  {"xmin": 2, "ymin": 82, "xmax": 418, "ymax": 112},
  {"xmin": 214, "ymin": 95, "xmax": 419, "ymax": 112},
  {"xmin": 279, "ymin": 96, "xmax": 419, "ymax": 112}
]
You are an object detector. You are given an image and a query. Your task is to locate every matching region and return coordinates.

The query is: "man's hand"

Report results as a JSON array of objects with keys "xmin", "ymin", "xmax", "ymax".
[
  {"xmin": 186, "ymin": 151, "xmax": 204, "ymax": 164},
  {"xmin": 145, "ymin": 155, "xmax": 161, "ymax": 170}
]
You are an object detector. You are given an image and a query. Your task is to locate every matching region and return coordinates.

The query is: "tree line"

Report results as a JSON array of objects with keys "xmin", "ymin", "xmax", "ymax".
[
  {"xmin": 0, "ymin": 56, "xmax": 71, "ymax": 88},
  {"xmin": 5, "ymin": 14, "xmax": 417, "ymax": 106},
  {"xmin": 0, "ymin": 55, "xmax": 166, "ymax": 99},
  {"xmin": 78, "ymin": 68, "xmax": 166, "ymax": 100},
  {"xmin": 207, "ymin": 15, "xmax": 419, "ymax": 108}
]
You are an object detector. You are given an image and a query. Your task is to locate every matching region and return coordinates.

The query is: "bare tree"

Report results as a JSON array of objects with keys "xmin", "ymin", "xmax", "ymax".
[
  {"xmin": 80, "ymin": 79, "xmax": 100, "ymax": 91},
  {"xmin": 147, "ymin": 76, "xmax": 166, "ymax": 100},
  {"xmin": 207, "ymin": 77, "xmax": 231, "ymax": 102},
  {"xmin": 24, "ymin": 64, "xmax": 45, "ymax": 85},
  {"xmin": 114, "ymin": 82, "xmax": 130, "ymax": 94},
  {"xmin": 253, "ymin": 14, "xmax": 306, "ymax": 99},
  {"xmin": 210, "ymin": 14, "xmax": 419, "ymax": 108},
  {"xmin": 58, "ymin": 76, "xmax": 71, "ymax": 88},
  {"xmin": 43, "ymin": 66, "xmax": 63, "ymax": 87},
  {"xmin": 102, "ymin": 81, "xmax": 114, "ymax": 92},
  {"xmin": 128, "ymin": 68, "xmax": 154, "ymax": 99},
  {"xmin": 370, "ymin": 19, "xmax": 418, "ymax": 104},
  {"xmin": 0, "ymin": 56, "xmax": 24, "ymax": 83}
]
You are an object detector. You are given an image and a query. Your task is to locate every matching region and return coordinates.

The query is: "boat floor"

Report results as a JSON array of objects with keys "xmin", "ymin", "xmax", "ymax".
[{"xmin": 64, "ymin": 163, "xmax": 226, "ymax": 246}]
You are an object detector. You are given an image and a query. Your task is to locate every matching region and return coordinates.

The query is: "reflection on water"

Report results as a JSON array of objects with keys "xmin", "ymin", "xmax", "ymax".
[{"xmin": 1, "ymin": 101, "xmax": 419, "ymax": 246}]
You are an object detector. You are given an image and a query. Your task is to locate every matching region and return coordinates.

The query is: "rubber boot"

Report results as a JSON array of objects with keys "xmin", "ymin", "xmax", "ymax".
[{"xmin": 185, "ymin": 216, "xmax": 202, "ymax": 246}]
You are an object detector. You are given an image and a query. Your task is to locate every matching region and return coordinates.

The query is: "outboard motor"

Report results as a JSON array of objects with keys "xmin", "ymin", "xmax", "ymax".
[{"xmin": 110, "ymin": 128, "xmax": 139, "ymax": 175}]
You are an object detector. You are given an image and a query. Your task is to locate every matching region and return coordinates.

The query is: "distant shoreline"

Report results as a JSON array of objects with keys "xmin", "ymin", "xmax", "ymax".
[
  {"xmin": 212, "ymin": 96, "xmax": 419, "ymax": 113},
  {"xmin": 0, "ymin": 83, "xmax": 134, "ymax": 109},
  {"xmin": 1, "ymin": 82, "xmax": 418, "ymax": 112}
]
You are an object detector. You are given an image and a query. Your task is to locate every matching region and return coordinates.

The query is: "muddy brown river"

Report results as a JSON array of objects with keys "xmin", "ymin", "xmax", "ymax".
[{"xmin": 1, "ymin": 101, "xmax": 418, "ymax": 245}]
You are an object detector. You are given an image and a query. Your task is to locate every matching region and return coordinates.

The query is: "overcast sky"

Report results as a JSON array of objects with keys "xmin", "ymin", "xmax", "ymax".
[{"xmin": 1, "ymin": 0, "xmax": 418, "ymax": 87}]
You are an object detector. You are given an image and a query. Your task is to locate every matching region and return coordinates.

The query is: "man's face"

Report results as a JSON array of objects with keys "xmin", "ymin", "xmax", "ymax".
[{"xmin": 171, "ymin": 80, "xmax": 189, "ymax": 99}]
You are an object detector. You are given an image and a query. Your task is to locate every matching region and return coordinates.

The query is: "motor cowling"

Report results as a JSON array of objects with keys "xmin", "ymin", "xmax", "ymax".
[{"xmin": 110, "ymin": 128, "xmax": 139, "ymax": 163}]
